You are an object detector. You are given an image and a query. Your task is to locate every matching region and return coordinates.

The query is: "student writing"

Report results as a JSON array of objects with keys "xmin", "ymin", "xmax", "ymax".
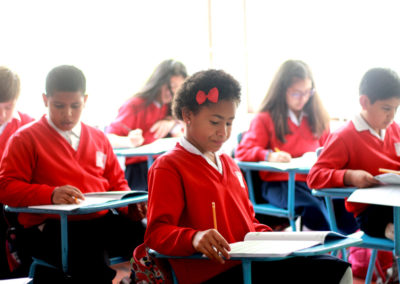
[
  {"xmin": 132, "ymin": 69, "xmax": 352, "ymax": 284},
  {"xmin": 235, "ymin": 60, "xmax": 336, "ymax": 231},
  {"xmin": 0, "ymin": 65, "xmax": 146, "ymax": 283},
  {"xmin": 106, "ymin": 59, "xmax": 187, "ymax": 191}
]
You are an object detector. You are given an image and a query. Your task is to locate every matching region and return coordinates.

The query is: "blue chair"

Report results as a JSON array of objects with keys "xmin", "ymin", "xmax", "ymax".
[
  {"xmin": 312, "ymin": 188, "xmax": 394, "ymax": 284},
  {"xmin": 236, "ymin": 161, "xmax": 302, "ymax": 231}
]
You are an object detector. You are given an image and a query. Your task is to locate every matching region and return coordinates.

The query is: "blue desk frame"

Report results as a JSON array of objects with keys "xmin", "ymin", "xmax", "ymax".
[
  {"xmin": 235, "ymin": 160, "xmax": 310, "ymax": 231},
  {"xmin": 150, "ymin": 236, "xmax": 362, "ymax": 284},
  {"xmin": 5, "ymin": 194, "xmax": 148, "ymax": 274},
  {"xmin": 312, "ymin": 188, "xmax": 400, "ymax": 284},
  {"xmin": 114, "ymin": 148, "xmax": 164, "ymax": 169}
]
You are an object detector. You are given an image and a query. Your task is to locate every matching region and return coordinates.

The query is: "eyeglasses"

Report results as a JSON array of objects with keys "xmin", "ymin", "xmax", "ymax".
[{"xmin": 289, "ymin": 88, "xmax": 316, "ymax": 99}]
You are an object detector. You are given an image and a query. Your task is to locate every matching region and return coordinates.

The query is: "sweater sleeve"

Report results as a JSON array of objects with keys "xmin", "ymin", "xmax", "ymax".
[
  {"xmin": 307, "ymin": 134, "xmax": 348, "ymax": 189},
  {"xmin": 235, "ymin": 113, "xmax": 271, "ymax": 161},
  {"xmin": 0, "ymin": 134, "xmax": 54, "ymax": 207},
  {"xmin": 107, "ymin": 100, "xmax": 138, "ymax": 136},
  {"xmin": 144, "ymin": 166, "xmax": 198, "ymax": 256}
]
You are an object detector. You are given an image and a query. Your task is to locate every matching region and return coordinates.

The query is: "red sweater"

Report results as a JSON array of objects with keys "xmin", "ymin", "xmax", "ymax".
[
  {"xmin": 0, "ymin": 116, "xmax": 130, "ymax": 227},
  {"xmin": 235, "ymin": 112, "xmax": 329, "ymax": 182},
  {"xmin": 106, "ymin": 97, "xmax": 169, "ymax": 165},
  {"xmin": 307, "ymin": 121, "xmax": 400, "ymax": 216},
  {"xmin": 145, "ymin": 143, "xmax": 271, "ymax": 284},
  {"xmin": 0, "ymin": 111, "xmax": 34, "ymax": 158}
]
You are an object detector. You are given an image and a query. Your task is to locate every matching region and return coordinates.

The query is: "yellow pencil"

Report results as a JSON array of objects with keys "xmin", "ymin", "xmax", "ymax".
[
  {"xmin": 379, "ymin": 168, "xmax": 400, "ymax": 175},
  {"xmin": 274, "ymin": 147, "xmax": 280, "ymax": 152},
  {"xmin": 212, "ymin": 202, "xmax": 218, "ymax": 230}
]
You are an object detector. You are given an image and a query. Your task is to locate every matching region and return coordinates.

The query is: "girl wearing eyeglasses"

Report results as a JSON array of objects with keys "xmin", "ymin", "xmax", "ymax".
[
  {"xmin": 235, "ymin": 59, "xmax": 357, "ymax": 233},
  {"xmin": 106, "ymin": 59, "xmax": 187, "ymax": 191}
]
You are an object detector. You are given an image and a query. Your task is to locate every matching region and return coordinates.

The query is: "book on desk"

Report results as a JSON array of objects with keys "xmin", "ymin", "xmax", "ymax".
[
  {"xmin": 27, "ymin": 190, "xmax": 147, "ymax": 211},
  {"xmin": 228, "ymin": 231, "xmax": 348, "ymax": 257},
  {"xmin": 347, "ymin": 185, "xmax": 400, "ymax": 207},
  {"xmin": 257, "ymin": 151, "xmax": 317, "ymax": 171}
]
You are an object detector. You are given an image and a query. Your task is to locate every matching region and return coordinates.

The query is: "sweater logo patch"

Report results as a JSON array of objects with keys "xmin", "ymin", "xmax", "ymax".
[
  {"xmin": 395, "ymin": 143, "xmax": 400, "ymax": 157},
  {"xmin": 96, "ymin": 151, "xmax": 106, "ymax": 168},
  {"xmin": 235, "ymin": 171, "xmax": 245, "ymax": 188}
]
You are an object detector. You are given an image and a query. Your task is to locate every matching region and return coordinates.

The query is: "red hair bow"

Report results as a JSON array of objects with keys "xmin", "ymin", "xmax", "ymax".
[{"xmin": 196, "ymin": 87, "xmax": 219, "ymax": 105}]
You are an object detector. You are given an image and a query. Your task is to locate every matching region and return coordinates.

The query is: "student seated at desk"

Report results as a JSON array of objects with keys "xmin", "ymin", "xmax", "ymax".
[
  {"xmin": 0, "ymin": 65, "xmax": 146, "ymax": 283},
  {"xmin": 308, "ymin": 67, "xmax": 400, "ymax": 241},
  {"xmin": 307, "ymin": 67, "xmax": 400, "ymax": 280},
  {"xmin": 132, "ymin": 69, "xmax": 351, "ymax": 284},
  {"xmin": 106, "ymin": 59, "xmax": 187, "ymax": 191},
  {"xmin": 235, "ymin": 60, "xmax": 357, "ymax": 233},
  {"xmin": 0, "ymin": 66, "xmax": 34, "ymax": 278}
]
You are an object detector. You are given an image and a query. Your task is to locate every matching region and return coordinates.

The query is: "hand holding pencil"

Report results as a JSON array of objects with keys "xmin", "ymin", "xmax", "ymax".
[{"xmin": 268, "ymin": 147, "xmax": 291, "ymax": 163}]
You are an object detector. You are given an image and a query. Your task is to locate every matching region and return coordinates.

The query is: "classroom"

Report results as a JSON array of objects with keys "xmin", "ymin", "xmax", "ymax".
[{"xmin": 1, "ymin": 0, "xmax": 400, "ymax": 283}]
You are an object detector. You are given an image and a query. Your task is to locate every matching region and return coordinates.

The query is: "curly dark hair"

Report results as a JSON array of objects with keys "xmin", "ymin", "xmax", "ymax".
[{"xmin": 172, "ymin": 69, "xmax": 241, "ymax": 120}]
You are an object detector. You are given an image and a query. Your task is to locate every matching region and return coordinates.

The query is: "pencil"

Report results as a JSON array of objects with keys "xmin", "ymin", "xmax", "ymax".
[
  {"xmin": 212, "ymin": 202, "xmax": 218, "ymax": 230},
  {"xmin": 274, "ymin": 147, "xmax": 280, "ymax": 152},
  {"xmin": 379, "ymin": 168, "xmax": 400, "ymax": 175}
]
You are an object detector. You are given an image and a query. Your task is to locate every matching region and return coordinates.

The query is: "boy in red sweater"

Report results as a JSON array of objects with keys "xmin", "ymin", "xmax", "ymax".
[
  {"xmin": 0, "ymin": 65, "xmax": 146, "ymax": 283},
  {"xmin": 307, "ymin": 67, "xmax": 400, "ymax": 240}
]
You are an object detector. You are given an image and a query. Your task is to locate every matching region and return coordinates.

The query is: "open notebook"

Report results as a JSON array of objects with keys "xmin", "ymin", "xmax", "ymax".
[
  {"xmin": 258, "ymin": 151, "xmax": 317, "ymax": 171},
  {"xmin": 28, "ymin": 190, "xmax": 147, "ymax": 211},
  {"xmin": 229, "ymin": 231, "xmax": 347, "ymax": 257}
]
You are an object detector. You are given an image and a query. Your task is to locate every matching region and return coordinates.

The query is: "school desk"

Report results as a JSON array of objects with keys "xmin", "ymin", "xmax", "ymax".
[
  {"xmin": 149, "ymin": 235, "xmax": 362, "ymax": 284},
  {"xmin": 114, "ymin": 137, "xmax": 179, "ymax": 168},
  {"xmin": 312, "ymin": 187, "xmax": 400, "ymax": 284},
  {"xmin": 235, "ymin": 159, "xmax": 312, "ymax": 231},
  {"xmin": 5, "ymin": 193, "xmax": 148, "ymax": 274}
]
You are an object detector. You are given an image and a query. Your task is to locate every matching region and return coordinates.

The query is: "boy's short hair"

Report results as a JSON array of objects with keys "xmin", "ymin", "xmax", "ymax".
[
  {"xmin": 359, "ymin": 68, "xmax": 400, "ymax": 103},
  {"xmin": 46, "ymin": 65, "xmax": 86, "ymax": 96},
  {"xmin": 172, "ymin": 69, "xmax": 241, "ymax": 120},
  {"xmin": 0, "ymin": 66, "xmax": 20, "ymax": 103}
]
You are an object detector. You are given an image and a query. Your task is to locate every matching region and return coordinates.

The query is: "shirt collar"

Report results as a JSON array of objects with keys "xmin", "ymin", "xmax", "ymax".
[
  {"xmin": 288, "ymin": 109, "xmax": 306, "ymax": 126},
  {"xmin": 179, "ymin": 136, "xmax": 223, "ymax": 174},
  {"xmin": 46, "ymin": 115, "xmax": 81, "ymax": 138},
  {"xmin": 153, "ymin": 101, "xmax": 162, "ymax": 108},
  {"xmin": 352, "ymin": 113, "xmax": 385, "ymax": 140}
]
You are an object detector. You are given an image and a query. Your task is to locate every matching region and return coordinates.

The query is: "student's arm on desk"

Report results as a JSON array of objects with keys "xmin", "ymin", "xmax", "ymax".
[
  {"xmin": 107, "ymin": 130, "xmax": 144, "ymax": 148},
  {"xmin": 0, "ymin": 135, "xmax": 55, "ymax": 207}
]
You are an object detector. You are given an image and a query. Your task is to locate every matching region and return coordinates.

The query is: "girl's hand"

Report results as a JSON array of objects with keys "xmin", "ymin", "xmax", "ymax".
[
  {"xmin": 128, "ymin": 129, "xmax": 144, "ymax": 147},
  {"xmin": 192, "ymin": 229, "xmax": 231, "ymax": 264},
  {"xmin": 51, "ymin": 185, "xmax": 84, "ymax": 204},
  {"xmin": 127, "ymin": 202, "xmax": 147, "ymax": 221},
  {"xmin": 344, "ymin": 169, "xmax": 380, "ymax": 188},
  {"xmin": 268, "ymin": 151, "xmax": 292, "ymax": 163},
  {"xmin": 150, "ymin": 120, "xmax": 176, "ymax": 139}
]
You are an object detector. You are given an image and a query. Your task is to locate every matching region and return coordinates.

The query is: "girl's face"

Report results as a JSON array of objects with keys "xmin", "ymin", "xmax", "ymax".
[
  {"xmin": 184, "ymin": 100, "xmax": 237, "ymax": 154},
  {"xmin": 159, "ymin": 75, "xmax": 185, "ymax": 105},
  {"xmin": 285, "ymin": 78, "xmax": 313, "ymax": 114}
]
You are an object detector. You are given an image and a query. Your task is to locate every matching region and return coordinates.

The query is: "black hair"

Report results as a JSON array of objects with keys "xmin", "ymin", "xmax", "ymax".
[
  {"xmin": 45, "ymin": 65, "xmax": 86, "ymax": 96},
  {"xmin": 0, "ymin": 66, "xmax": 20, "ymax": 102},
  {"xmin": 359, "ymin": 68, "xmax": 400, "ymax": 103},
  {"xmin": 172, "ymin": 69, "xmax": 241, "ymax": 120}
]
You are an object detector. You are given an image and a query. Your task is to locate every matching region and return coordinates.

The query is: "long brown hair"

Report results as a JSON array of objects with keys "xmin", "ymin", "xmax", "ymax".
[{"xmin": 259, "ymin": 60, "xmax": 329, "ymax": 143}]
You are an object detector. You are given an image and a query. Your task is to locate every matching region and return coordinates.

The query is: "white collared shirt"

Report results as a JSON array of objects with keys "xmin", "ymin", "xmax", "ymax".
[
  {"xmin": 179, "ymin": 136, "xmax": 223, "ymax": 174},
  {"xmin": 46, "ymin": 116, "xmax": 82, "ymax": 151},
  {"xmin": 288, "ymin": 109, "xmax": 305, "ymax": 126},
  {"xmin": 0, "ymin": 111, "xmax": 20, "ymax": 136},
  {"xmin": 352, "ymin": 113, "xmax": 386, "ymax": 141}
]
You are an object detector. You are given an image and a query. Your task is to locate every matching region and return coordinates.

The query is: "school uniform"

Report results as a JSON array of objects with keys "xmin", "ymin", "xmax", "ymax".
[
  {"xmin": 235, "ymin": 111, "xmax": 335, "ymax": 231},
  {"xmin": 143, "ymin": 138, "xmax": 350, "ymax": 284},
  {"xmin": 0, "ymin": 111, "xmax": 34, "ymax": 158},
  {"xmin": 0, "ymin": 111, "xmax": 33, "ymax": 278},
  {"xmin": 308, "ymin": 114, "xmax": 400, "ymax": 237},
  {"xmin": 107, "ymin": 96, "xmax": 169, "ymax": 190},
  {"xmin": 0, "ymin": 115, "xmax": 145, "ymax": 282}
]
